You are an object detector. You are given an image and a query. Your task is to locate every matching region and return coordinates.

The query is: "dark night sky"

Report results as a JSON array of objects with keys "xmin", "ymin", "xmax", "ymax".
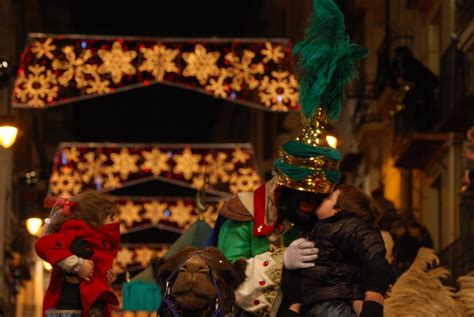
[{"xmin": 38, "ymin": 0, "xmax": 274, "ymax": 144}]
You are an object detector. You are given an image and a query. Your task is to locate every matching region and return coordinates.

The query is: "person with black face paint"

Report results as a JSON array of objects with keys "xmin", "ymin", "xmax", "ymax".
[{"xmin": 214, "ymin": 0, "xmax": 367, "ymax": 315}]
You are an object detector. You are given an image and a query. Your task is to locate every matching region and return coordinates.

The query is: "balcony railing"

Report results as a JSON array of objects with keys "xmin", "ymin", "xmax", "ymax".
[
  {"xmin": 457, "ymin": 0, "xmax": 474, "ymax": 32},
  {"xmin": 439, "ymin": 39, "xmax": 468, "ymax": 119}
]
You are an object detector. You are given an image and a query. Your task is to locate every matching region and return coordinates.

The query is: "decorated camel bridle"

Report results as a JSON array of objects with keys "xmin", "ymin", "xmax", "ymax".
[{"xmin": 160, "ymin": 251, "xmax": 239, "ymax": 317}]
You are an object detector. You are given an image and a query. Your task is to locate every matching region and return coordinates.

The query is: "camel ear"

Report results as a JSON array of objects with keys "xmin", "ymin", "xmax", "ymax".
[{"xmin": 231, "ymin": 259, "xmax": 247, "ymax": 288}]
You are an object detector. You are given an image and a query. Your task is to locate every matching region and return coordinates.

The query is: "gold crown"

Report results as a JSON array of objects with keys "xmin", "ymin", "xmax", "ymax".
[
  {"xmin": 274, "ymin": 168, "xmax": 335, "ymax": 193},
  {"xmin": 297, "ymin": 108, "xmax": 330, "ymax": 147},
  {"xmin": 279, "ymin": 149, "xmax": 340, "ymax": 171}
]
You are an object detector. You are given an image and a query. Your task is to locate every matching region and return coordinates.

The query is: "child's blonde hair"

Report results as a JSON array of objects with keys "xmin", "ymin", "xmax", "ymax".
[{"xmin": 46, "ymin": 190, "xmax": 119, "ymax": 234}]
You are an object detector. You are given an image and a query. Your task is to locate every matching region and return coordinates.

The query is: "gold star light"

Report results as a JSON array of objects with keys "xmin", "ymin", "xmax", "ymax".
[
  {"xmin": 205, "ymin": 69, "xmax": 231, "ymax": 98},
  {"xmin": 225, "ymin": 50, "xmax": 264, "ymax": 91},
  {"xmin": 50, "ymin": 166, "xmax": 83, "ymax": 197},
  {"xmin": 261, "ymin": 42, "xmax": 285, "ymax": 64},
  {"xmin": 169, "ymin": 200, "xmax": 194, "ymax": 227},
  {"xmin": 135, "ymin": 247, "xmax": 155, "ymax": 267},
  {"xmin": 85, "ymin": 69, "xmax": 111, "ymax": 95},
  {"xmin": 116, "ymin": 248, "xmax": 134, "ymax": 268},
  {"xmin": 259, "ymin": 71, "xmax": 299, "ymax": 111},
  {"xmin": 204, "ymin": 152, "xmax": 234, "ymax": 184},
  {"xmin": 77, "ymin": 152, "xmax": 108, "ymax": 183},
  {"xmin": 31, "ymin": 37, "xmax": 56, "ymax": 59},
  {"xmin": 141, "ymin": 149, "xmax": 170, "ymax": 175},
  {"xmin": 182, "ymin": 44, "xmax": 220, "ymax": 84},
  {"xmin": 143, "ymin": 201, "xmax": 168, "ymax": 225},
  {"xmin": 139, "ymin": 44, "xmax": 179, "ymax": 81},
  {"xmin": 119, "ymin": 201, "xmax": 142, "ymax": 227},
  {"xmin": 231, "ymin": 147, "xmax": 250, "ymax": 164},
  {"xmin": 110, "ymin": 148, "xmax": 140, "ymax": 180},
  {"xmin": 229, "ymin": 168, "xmax": 260, "ymax": 193},
  {"xmin": 63, "ymin": 146, "xmax": 81, "ymax": 163},
  {"xmin": 52, "ymin": 46, "xmax": 93, "ymax": 87},
  {"xmin": 173, "ymin": 147, "xmax": 202, "ymax": 180},
  {"xmin": 98, "ymin": 41, "xmax": 137, "ymax": 84},
  {"xmin": 15, "ymin": 64, "xmax": 58, "ymax": 107}
]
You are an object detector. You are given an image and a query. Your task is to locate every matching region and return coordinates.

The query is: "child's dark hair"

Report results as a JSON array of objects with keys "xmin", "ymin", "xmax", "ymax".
[
  {"xmin": 47, "ymin": 191, "xmax": 119, "ymax": 234},
  {"xmin": 335, "ymin": 185, "xmax": 379, "ymax": 224}
]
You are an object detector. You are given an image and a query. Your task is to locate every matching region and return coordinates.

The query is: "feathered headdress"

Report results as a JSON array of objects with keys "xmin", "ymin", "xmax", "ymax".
[{"xmin": 274, "ymin": 0, "xmax": 367, "ymax": 193}]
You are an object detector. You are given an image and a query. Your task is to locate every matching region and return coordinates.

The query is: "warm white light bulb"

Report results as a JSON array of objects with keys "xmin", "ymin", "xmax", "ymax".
[
  {"xmin": 326, "ymin": 135, "xmax": 338, "ymax": 148},
  {"xmin": 26, "ymin": 217, "xmax": 43, "ymax": 236},
  {"xmin": 0, "ymin": 126, "xmax": 18, "ymax": 148}
]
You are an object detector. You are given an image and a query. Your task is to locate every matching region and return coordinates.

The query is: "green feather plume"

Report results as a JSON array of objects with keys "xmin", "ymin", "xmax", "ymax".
[{"xmin": 293, "ymin": 0, "xmax": 367, "ymax": 121}]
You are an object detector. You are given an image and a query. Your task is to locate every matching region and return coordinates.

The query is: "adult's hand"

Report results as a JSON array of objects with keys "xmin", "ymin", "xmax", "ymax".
[{"xmin": 284, "ymin": 238, "xmax": 319, "ymax": 270}]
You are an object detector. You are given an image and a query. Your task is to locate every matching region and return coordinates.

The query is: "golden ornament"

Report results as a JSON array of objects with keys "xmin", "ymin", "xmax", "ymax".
[
  {"xmin": 52, "ymin": 46, "xmax": 93, "ymax": 87},
  {"xmin": 203, "ymin": 152, "xmax": 234, "ymax": 184},
  {"xmin": 110, "ymin": 148, "xmax": 140, "ymax": 180},
  {"xmin": 139, "ymin": 44, "xmax": 179, "ymax": 81},
  {"xmin": 102, "ymin": 167, "xmax": 122, "ymax": 189},
  {"xmin": 229, "ymin": 168, "xmax": 260, "ymax": 193},
  {"xmin": 182, "ymin": 44, "xmax": 220, "ymax": 85},
  {"xmin": 119, "ymin": 201, "xmax": 143, "ymax": 227},
  {"xmin": 62, "ymin": 146, "xmax": 81, "ymax": 163},
  {"xmin": 116, "ymin": 248, "xmax": 134, "ymax": 268},
  {"xmin": 261, "ymin": 42, "xmax": 285, "ymax": 64},
  {"xmin": 169, "ymin": 200, "xmax": 194, "ymax": 227},
  {"xmin": 134, "ymin": 247, "xmax": 155, "ymax": 267},
  {"xmin": 141, "ymin": 148, "xmax": 170, "ymax": 175},
  {"xmin": 50, "ymin": 166, "xmax": 83, "ymax": 196},
  {"xmin": 173, "ymin": 147, "xmax": 202, "ymax": 180},
  {"xmin": 192, "ymin": 173, "xmax": 206, "ymax": 190},
  {"xmin": 98, "ymin": 41, "xmax": 137, "ymax": 84},
  {"xmin": 77, "ymin": 151, "xmax": 108, "ymax": 183},
  {"xmin": 143, "ymin": 201, "xmax": 168, "ymax": 225},
  {"xmin": 205, "ymin": 69, "xmax": 231, "ymax": 98},
  {"xmin": 225, "ymin": 50, "xmax": 264, "ymax": 91},
  {"xmin": 15, "ymin": 64, "xmax": 58, "ymax": 107},
  {"xmin": 31, "ymin": 37, "xmax": 56, "ymax": 59},
  {"xmin": 259, "ymin": 71, "xmax": 299, "ymax": 111},
  {"xmin": 231, "ymin": 147, "xmax": 250, "ymax": 164},
  {"xmin": 85, "ymin": 69, "xmax": 111, "ymax": 95}
]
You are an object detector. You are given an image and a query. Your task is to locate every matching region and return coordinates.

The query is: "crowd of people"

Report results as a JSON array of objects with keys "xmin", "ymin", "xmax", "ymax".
[{"xmin": 371, "ymin": 189, "xmax": 434, "ymax": 277}]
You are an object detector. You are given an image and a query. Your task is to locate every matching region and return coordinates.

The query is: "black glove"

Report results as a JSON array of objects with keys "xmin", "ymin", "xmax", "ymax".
[
  {"xmin": 281, "ymin": 269, "xmax": 302, "ymax": 305},
  {"xmin": 360, "ymin": 301, "xmax": 383, "ymax": 317},
  {"xmin": 362, "ymin": 255, "xmax": 395, "ymax": 294},
  {"xmin": 69, "ymin": 237, "xmax": 93, "ymax": 259}
]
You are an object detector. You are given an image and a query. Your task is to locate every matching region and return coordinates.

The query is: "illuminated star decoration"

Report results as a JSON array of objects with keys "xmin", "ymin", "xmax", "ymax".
[
  {"xmin": 173, "ymin": 147, "xmax": 202, "ymax": 180},
  {"xmin": 116, "ymin": 248, "xmax": 134, "ymax": 268},
  {"xmin": 98, "ymin": 41, "xmax": 137, "ymax": 84},
  {"xmin": 139, "ymin": 44, "xmax": 179, "ymax": 81},
  {"xmin": 169, "ymin": 200, "xmax": 194, "ymax": 227},
  {"xmin": 182, "ymin": 44, "xmax": 220, "ymax": 85},
  {"xmin": 31, "ymin": 37, "xmax": 57, "ymax": 59},
  {"xmin": 110, "ymin": 148, "xmax": 140, "ymax": 179},
  {"xmin": 15, "ymin": 64, "xmax": 58, "ymax": 107},
  {"xmin": 119, "ymin": 201, "xmax": 143, "ymax": 227},
  {"xmin": 143, "ymin": 201, "xmax": 168, "ymax": 225},
  {"xmin": 141, "ymin": 148, "xmax": 170, "ymax": 175}
]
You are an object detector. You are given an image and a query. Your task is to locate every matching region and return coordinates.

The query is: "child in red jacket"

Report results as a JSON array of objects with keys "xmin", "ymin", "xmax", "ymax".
[{"xmin": 35, "ymin": 191, "xmax": 120, "ymax": 317}]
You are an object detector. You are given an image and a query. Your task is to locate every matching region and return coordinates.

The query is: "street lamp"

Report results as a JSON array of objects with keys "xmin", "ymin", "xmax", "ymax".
[
  {"xmin": 26, "ymin": 217, "xmax": 43, "ymax": 236},
  {"xmin": 0, "ymin": 115, "xmax": 18, "ymax": 148}
]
